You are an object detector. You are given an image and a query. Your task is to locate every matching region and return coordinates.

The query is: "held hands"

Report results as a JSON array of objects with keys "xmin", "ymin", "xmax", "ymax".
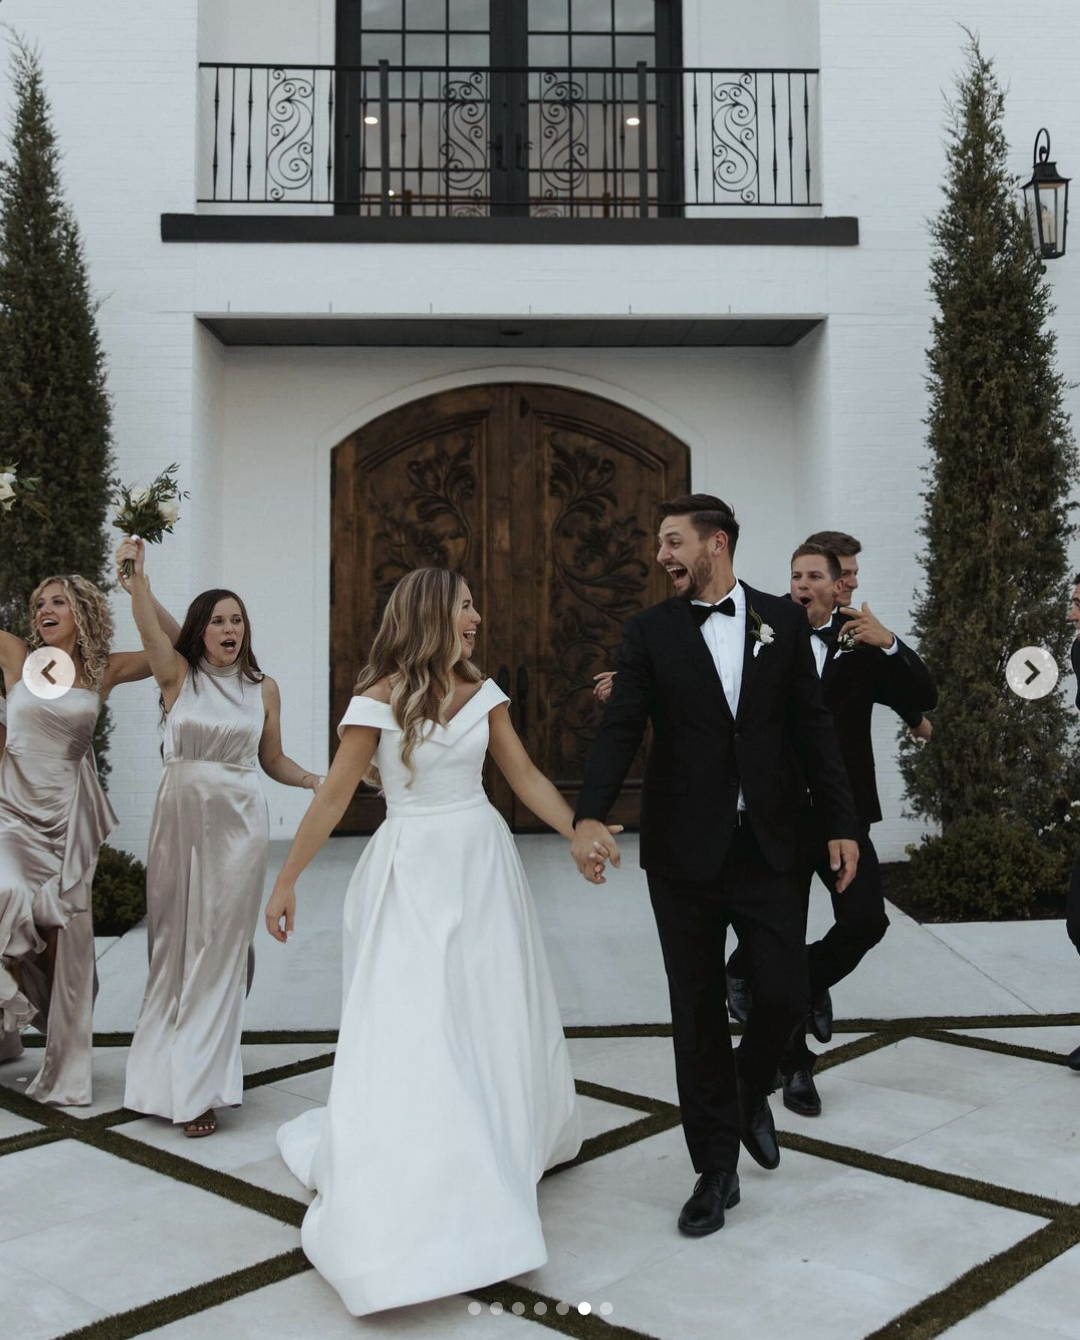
[
  {"xmin": 264, "ymin": 880, "xmax": 296, "ymax": 943},
  {"xmin": 571, "ymin": 819, "xmax": 624, "ymax": 885},
  {"xmin": 593, "ymin": 671, "xmax": 616, "ymax": 703},
  {"xmin": 828, "ymin": 838, "xmax": 860, "ymax": 894},
  {"xmin": 837, "ymin": 602, "xmax": 894, "ymax": 650},
  {"xmin": 301, "ymin": 772, "xmax": 326, "ymax": 793},
  {"xmin": 115, "ymin": 537, "xmax": 146, "ymax": 590}
]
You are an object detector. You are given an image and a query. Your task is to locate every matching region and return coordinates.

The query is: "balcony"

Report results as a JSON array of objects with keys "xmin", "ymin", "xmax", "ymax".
[{"xmin": 194, "ymin": 62, "xmax": 822, "ymax": 218}]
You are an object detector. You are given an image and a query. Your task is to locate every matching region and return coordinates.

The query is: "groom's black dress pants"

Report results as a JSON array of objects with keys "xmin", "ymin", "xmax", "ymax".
[{"xmin": 647, "ymin": 818, "xmax": 808, "ymax": 1174}]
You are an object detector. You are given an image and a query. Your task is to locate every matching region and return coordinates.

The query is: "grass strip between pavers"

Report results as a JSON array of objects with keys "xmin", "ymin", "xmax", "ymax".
[
  {"xmin": 49, "ymin": 1248, "xmax": 312, "ymax": 1340},
  {"xmin": 860, "ymin": 1218, "xmax": 1080, "ymax": 1340},
  {"xmin": 923, "ymin": 1027, "xmax": 1072, "ymax": 1067},
  {"xmin": 5, "ymin": 1017, "xmax": 1080, "ymax": 1340}
]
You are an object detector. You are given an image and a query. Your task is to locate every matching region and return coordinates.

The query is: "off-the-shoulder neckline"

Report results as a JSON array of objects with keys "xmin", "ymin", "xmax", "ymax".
[{"xmin": 345, "ymin": 678, "xmax": 505, "ymax": 742}]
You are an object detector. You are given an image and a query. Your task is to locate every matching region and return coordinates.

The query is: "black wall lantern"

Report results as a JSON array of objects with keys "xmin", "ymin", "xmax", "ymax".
[{"xmin": 1023, "ymin": 128, "xmax": 1070, "ymax": 259}]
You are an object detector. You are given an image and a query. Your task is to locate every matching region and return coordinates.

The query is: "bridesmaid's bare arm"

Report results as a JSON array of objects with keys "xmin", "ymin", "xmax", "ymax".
[
  {"xmin": 257, "ymin": 676, "xmax": 322, "ymax": 791},
  {"xmin": 109, "ymin": 538, "xmax": 187, "ymax": 705},
  {"xmin": 263, "ymin": 722, "xmax": 379, "ymax": 942},
  {"xmin": 0, "ymin": 629, "xmax": 27, "ymax": 689}
]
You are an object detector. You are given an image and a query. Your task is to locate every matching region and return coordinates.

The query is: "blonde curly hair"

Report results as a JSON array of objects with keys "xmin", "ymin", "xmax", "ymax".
[{"xmin": 28, "ymin": 575, "xmax": 114, "ymax": 691}]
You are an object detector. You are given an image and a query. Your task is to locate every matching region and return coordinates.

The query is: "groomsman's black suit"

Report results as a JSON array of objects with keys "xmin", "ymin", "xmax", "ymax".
[
  {"xmin": 771, "ymin": 607, "xmax": 936, "ymax": 1073},
  {"xmin": 575, "ymin": 584, "xmax": 858, "ymax": 1173}
]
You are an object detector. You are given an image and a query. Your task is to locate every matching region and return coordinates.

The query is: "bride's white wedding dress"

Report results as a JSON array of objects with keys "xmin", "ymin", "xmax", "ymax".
[{"xmin": 277, "ymin": 679, "xmax": 582, "ymax": 1315}]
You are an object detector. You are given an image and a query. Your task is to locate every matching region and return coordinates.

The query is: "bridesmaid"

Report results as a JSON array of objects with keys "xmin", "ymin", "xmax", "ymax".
[
  {"xmin": 118, "ymin": 538, "xmax": 322, "ymax": 1136},
  {"xmin": 0, "ymin": 571, "xmax": 179, "ymax": 1102}
]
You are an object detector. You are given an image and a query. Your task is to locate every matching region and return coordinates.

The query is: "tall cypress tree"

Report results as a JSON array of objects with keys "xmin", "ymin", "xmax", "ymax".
[
  {"xmin": 901, "ymin": 37, "xmax": 1078, "ymax": 834},
  {"xmin": 0, "ymin": 34, "xmax": 114, "ymax": 770}
]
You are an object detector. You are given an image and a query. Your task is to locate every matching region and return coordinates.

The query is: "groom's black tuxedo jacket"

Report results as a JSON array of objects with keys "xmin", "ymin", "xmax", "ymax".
[
  {"xmin": 815, "ymin": 610, "xmax": 937, "ymax": 828},
  {"xmin": 575, "ymin": 585, "xmax": 858, "ymax": 882}
]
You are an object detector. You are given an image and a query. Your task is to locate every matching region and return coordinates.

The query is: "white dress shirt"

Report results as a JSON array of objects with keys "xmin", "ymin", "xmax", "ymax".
[{"xmin": 692, "ymin": 579, "xmax": 747, "ymax": 810}]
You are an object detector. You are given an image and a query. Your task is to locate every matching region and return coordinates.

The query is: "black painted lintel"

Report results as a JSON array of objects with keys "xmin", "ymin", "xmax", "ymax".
[{"xmin": 161, "ymin": 214, "xmax": 858, "ymax": 247}]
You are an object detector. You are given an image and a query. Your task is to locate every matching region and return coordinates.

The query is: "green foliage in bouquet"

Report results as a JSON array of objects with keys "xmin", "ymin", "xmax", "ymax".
[
  {"xmin": 110, "ymin": 463, "xmax": 187, "ymax": 578},
  {"xmin": 900, "ymin": 38, "xmax": 1078, "ymax": 884},
  {"xmin": 0, "ymin": 35, "xmax": 116, "ymax": 775},
  {"xmin": 91, "ymin": 843, "xmax": 147, "ymax": 937}
]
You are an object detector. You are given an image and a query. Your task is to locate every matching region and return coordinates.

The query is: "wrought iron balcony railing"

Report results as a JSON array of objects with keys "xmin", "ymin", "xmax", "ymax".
[{"xmin": 198, "ymin": 63, "xmax": 820, "ymax": 217}]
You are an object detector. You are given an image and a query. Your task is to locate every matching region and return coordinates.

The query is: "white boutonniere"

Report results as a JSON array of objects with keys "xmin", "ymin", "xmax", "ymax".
[
  {"xmin": 835, "ymin": 625, "xmax": 859, "ymax": 657},
  {"xmin": 749, "ymin": 609, "xmax": 774, "ymax": 659}
]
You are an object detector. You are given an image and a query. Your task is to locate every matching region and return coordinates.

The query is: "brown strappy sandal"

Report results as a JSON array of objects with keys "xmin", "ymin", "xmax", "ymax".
[{"xmin": 183, "ymin": 1109, "xmax": 217, "ymax": 1137}]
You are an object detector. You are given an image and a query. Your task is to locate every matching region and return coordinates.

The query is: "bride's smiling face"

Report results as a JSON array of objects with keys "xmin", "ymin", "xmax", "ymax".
[{"xmin": 457, "ymin": 585, "xmax": 481, "ymax": 660}]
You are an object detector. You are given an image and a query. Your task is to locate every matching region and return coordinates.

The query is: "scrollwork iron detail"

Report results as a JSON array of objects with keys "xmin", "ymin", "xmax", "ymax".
[
  {"xmin": 712, "ymin": 73, "xmax": 757, "ymax": 202},
  {"xmin": 442, "ymin": 73, "xmax": 489, "ymax": 200},
  {"xmin": 537, "ymin": 73, "xmax": 588, "ymax": 202},
  {"xmin": 267, "ymin": 68, "xmax": 315, "ymax": 199}
]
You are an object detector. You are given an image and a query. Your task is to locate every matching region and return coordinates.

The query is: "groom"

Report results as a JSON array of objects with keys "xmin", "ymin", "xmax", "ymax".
[{"xmin": 571, "ymin": 495, "xmax": 859, "ymax": 1237}]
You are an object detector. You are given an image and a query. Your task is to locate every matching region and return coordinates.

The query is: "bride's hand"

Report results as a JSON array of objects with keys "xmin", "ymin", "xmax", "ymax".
[{"xmin": 264, "ymin": 882, "xmax": 296, "ymax": 943}]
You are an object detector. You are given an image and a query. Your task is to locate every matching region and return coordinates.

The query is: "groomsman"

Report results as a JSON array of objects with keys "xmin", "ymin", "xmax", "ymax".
[
  {"xmin": 571, "ymin": 495, "xmax": 859, "ymax": 1237},
  {"xmin": 727, "ymin": 539, "xmax": 936, "ymax": 1117},
  {"xmin": 1065, "ymin": 574, "xmax": 1080, "ymax": 1069}
]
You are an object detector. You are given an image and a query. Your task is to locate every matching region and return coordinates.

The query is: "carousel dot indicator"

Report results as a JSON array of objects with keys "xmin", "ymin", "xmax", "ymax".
[
  {"xmin": 578, "ymin": 1301, "xmax": 592, "ymax": 1315},
  {"xmin": 600, "ymin": 1302, "xmax": 614, "ymax": 1315},
  {"xmin": 512, "ymin": 1302, "xmax": 525, "ymax": 1315},
  {"xmin": 467, "ymin": 1302, "xmax": 481, "ymax": 1315},
  {"xmin": 533, "ymin": 1301, "xmax": 547, "ymax": 1315},
  {"xmin": 22, "ymin": 647, "xmax": 75, "ymax": 700},
  {"xmin": 489, "ymin": 1301, "xmax": 503, "ymax": 1315},
  {"xmin": 555, "ymin": 1301, "xmax": 570, "ymax": 1315}
]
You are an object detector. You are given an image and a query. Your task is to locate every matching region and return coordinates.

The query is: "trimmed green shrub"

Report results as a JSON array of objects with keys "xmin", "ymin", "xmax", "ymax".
[
  {"xmin": 906, "ymin": 816, "xmax": 1057, "ymax": 920},
  {"xmin": 91, "ymin": 843, "xmax": 147, "ymax": 936}
]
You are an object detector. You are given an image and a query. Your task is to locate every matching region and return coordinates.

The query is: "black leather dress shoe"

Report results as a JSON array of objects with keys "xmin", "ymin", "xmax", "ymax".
[
  {"xmin": 1068, "ymin": 1043, "xmax": 1080, "ymax": 1071},
  {"xmin": 678, "ymin": 1170, "xmax": 740, "ymax": 1237},
  {"xmin": 782, "ymin": 1068, "xmax": 822, "ymax": 1116},
  {"xmin": 737, "ymin": 1087, "xmax": 780, "ymax": 1169},
  {"xmin": 726, "ymin": 960, "xmax": 752, "ymax": 1024},
  {"xmin": 808, "ymin": 988, "xmax": 833, "ymax": 1044}
]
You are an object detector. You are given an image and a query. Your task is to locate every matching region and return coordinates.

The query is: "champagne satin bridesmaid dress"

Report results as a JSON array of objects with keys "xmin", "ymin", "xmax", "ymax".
[
  {"xmin": 124, "ymin": 659, "xmax": 269, "ymax": 1123},
  {"xmin": 0, "ymin": 679, "xmax": 116, "ymax": 1103}
]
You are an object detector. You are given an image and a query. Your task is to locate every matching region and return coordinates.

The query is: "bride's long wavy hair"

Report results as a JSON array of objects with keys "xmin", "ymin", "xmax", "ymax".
[
  {"xmin": 27, "ymin": 575, "xmax": 113, "ymax": 691},
  {"xmin": 353, "ymin": 567, "xmax": 481, "ymax": 785}
]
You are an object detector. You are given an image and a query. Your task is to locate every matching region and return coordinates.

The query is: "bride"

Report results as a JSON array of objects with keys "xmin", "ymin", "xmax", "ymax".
[{"xmin": 264, "ymin": 567, "xmax": 619, "ymax": 1316}]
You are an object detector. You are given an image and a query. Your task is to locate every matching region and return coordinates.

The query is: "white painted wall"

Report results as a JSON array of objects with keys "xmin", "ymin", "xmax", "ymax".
[{"xmin": 4, "ymin": 0, "xmax": 1080, "ymax": 862}]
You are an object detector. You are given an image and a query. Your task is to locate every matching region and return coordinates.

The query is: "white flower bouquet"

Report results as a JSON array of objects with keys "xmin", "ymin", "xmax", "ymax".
[
  {"xmin": 111, "ymin": 462, "xmax": 188, "ymax": 577},
  {"xmin": 0, "ymin": 463, "xmax": 44, "ymax": 515}
]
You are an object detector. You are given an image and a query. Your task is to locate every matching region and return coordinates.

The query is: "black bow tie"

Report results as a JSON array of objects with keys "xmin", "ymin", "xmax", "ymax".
[
  {"xmin": 692, "ymin": 597, "xmax": 737, "ymax": 626},
  {"xmin": 813, "ymin": 622, "xmax": 839, "ymax": 646}
]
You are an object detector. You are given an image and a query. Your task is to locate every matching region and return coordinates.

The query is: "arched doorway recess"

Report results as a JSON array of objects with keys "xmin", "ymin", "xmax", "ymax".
[{"xmin": 330, "ymin": 382, "xmax": 690, "ymax": 832}]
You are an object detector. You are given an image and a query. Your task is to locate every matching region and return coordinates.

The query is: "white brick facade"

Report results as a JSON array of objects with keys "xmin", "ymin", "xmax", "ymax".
[{"xmin": 2, "ymin": 0, "xmax": 1079, "ymax": 857}]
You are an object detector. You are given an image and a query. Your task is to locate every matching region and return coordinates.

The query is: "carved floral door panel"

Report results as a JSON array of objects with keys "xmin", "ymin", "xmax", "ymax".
[{"xmin": 330, "ymin": 383, "xmax": 689, "ymax": 833}]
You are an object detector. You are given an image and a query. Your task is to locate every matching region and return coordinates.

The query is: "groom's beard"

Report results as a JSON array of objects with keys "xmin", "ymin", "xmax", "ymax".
[{"xmin": 676, "ymin": 554, "xmax": 715, "ymax": 601}]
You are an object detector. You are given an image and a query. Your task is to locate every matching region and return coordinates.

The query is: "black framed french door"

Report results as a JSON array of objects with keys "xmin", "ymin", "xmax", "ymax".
[{"xmin": 335, "ymin": 0, "xmax": 682, "ymax": 215}]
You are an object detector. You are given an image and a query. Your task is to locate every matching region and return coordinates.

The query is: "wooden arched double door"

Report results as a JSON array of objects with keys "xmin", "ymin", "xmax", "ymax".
[{"xmin": 330, "ymin": 383, "xmax": 690, "ymax": 833}]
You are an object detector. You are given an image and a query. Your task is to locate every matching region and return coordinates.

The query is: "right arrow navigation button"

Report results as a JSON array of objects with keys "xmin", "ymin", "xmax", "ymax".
[{"xmin": 1006, "ymin": 646, "xmax": 1059, "ymax": 700}]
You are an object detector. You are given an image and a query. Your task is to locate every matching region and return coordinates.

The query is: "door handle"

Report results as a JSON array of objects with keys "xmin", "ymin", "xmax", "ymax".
[
  {"xmin": 497, "ymin": 664, "xmax": 511, "ymax": 696},
  {"xmin": 516, "ymin": 664, "xmax": 529, "ymax": 731},
  {"xmin": 492, "ymin": 134, "xmax": 505, "ymax": 170}
]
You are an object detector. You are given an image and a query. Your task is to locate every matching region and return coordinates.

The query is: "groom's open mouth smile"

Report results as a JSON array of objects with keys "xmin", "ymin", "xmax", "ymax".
[{"xmin": 665, "ymin": 564, "xmax": 688, "ymax": 585}]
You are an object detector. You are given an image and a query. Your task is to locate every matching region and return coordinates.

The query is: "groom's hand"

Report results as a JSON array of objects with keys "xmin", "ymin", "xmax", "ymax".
[
  {"xmin": 572, "ymin": 819, "xmax": 622, "ymax": 884},
  {"xmin": 828, "ymin": 838, "xmax": 860, "ymax": 893}
]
